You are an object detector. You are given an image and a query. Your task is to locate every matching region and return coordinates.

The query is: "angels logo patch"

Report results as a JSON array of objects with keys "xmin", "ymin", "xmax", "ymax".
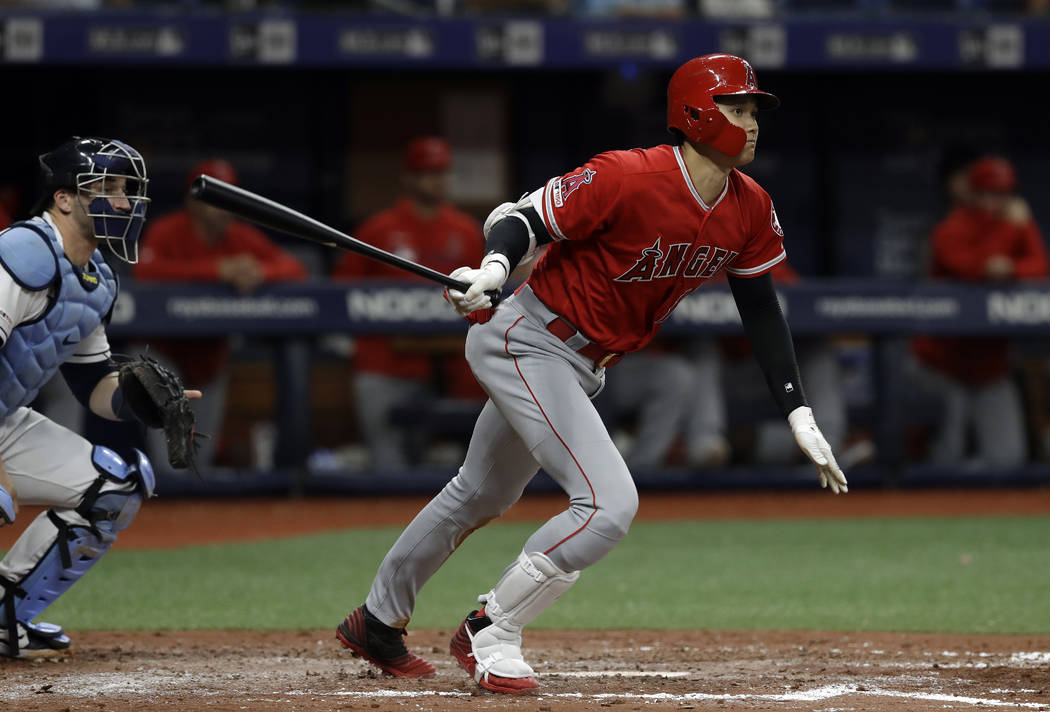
[
  {"xmin": 552, "ymin": 168, "xmax": 595, "ymax": 208},
  {"xmin": 770, "ymin": 204, "xmax": 784, "ymax": 237}
]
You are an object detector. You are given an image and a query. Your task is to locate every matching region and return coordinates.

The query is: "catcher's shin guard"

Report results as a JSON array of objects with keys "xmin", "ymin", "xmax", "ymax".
[
  {"xmin": 450, "ymin": 550, "xmax": 579, "ymax": 693},
  {"xmin": 0, "ymin": 446, "xmax": 153, "ymax": 658}
]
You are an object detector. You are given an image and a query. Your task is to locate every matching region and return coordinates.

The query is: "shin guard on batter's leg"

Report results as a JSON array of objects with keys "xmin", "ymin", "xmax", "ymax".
[
  {"xmin": 0, "ymin": 447, "xmax": 153, "ymax": 659},
  {"xmin": 450, "ymin": 550, "xmax": 579, "ymax": 693}
]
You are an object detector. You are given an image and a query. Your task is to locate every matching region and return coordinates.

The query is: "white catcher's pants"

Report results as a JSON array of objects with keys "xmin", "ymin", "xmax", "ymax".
[{"xmin": 0, "ymin": 407, "xmax": 108, "ymax": 583}]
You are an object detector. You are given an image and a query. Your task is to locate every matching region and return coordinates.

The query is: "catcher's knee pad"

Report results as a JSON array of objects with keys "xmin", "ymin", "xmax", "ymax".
[{"xmin": 0, "ymin": 446, "xmax": 154, "ymax": 652}]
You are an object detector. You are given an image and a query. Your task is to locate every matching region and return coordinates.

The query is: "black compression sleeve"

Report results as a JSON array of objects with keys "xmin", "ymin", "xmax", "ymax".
[
  {"xmin": 484, "ymin": 206, "xmax": 554, "ymax": 273},
  {"xmin": 727, "ymin": 273, "xmax": 807, "ymax": 416},
  {"xmin": 484, "ymin": 216, "xmax": 531, "ymax": 272},
  {"xmin": 59, "ymin": 359, "xmax": 117, "ymax": 409},
  {"xmin": 520, "ymin": 206, "xmax": 553, "ymax": 246}
]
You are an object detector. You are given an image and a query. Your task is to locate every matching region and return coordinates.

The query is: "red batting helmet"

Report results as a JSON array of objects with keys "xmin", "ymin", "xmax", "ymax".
[{"xmin": 667, "ymin": 54, "xmax": 779, "ymax": 157}]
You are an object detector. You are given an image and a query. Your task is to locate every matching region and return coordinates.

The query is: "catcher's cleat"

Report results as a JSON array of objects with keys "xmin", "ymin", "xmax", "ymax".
[
  {"xmin": 336, "ymin": 605, "xmax": 434, "ymax": 678},
  {"xmin": 450, "ymin": 609, "xmax": 539, "ymax": 694},
  {"xmin": 0, "ymin": 622, "xmax": 71, "ymax": 661}
]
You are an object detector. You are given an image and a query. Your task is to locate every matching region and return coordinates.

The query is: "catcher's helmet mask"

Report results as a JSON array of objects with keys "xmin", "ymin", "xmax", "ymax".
[
  {"xmin": 34, "ymin": 137, "xmax": 151, "ymax": 264},
  {"xmin": 667, "ymin": 54, "xmax": 779, "ymax": 157}
]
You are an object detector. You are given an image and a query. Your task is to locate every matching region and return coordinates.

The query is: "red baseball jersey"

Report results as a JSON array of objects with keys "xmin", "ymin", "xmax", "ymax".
[
  {"xmin": 135, "ymin": 210, "xmax": 307, "ymax": 384},
  {"xmin": 912, "ymin": 205, "xmax": 1049, "ymax": 384},
  {"xmin": 334, "ymin": 198, "xmax": 484, "ymax": 392},
  {"xmin": 335, "ymin": 199, "xmax": 482, "ymax": 283},
  {"xmin": 528, "ymin": 144, "xmax": 786, "ymax": 354}
]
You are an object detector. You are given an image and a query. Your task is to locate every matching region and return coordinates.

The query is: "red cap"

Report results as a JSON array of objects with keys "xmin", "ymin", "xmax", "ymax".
[
  {"xmin": 968, "ymin": 157, "xmax": 1017, "ymax": 193},
  {"xmin": 188, "ymin": 159, "xmax": 237, "ymax": 193},
  {"xmin": 403, "ymin": 137, "xmax": 451, "ymax": 172}
]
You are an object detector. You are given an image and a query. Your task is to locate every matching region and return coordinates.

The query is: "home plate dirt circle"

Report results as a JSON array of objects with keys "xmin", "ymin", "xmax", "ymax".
[{"xmin": 2, "ymin": 629, "xmax": 1048, "ymax": 711}]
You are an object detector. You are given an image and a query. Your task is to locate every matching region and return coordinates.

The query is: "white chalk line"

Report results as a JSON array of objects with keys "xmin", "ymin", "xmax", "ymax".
[
  {"xmin": 266, "ymin": 685, "xmax": 1047, "ymax": 708},
  {"xmin": 1011, "ymin": 652, "xmax": 1050, "ymax": 665},
  {"xmin": 552, "ymin": 670, "xmax": 693, "ymax": 678},
  {"xmin": 2, "ymin": 678, "xmax": 1045, "ymax": 709}
]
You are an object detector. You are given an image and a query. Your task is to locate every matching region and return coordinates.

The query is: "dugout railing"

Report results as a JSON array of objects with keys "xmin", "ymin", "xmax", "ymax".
[{"xmin": 97, "ymin": 280, "xmax": 1050, "ymax": 495}]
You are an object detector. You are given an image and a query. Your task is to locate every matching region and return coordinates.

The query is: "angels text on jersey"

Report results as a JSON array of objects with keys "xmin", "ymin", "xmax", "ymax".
[{"xmin": 615, "ymin": 238, "xmax": 739, "ymax": 283}]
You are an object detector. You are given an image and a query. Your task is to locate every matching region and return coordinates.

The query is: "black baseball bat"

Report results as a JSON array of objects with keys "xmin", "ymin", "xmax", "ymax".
[{"xmin": 189, "ymin": 175, "xmax": 501, "ymax": 306}]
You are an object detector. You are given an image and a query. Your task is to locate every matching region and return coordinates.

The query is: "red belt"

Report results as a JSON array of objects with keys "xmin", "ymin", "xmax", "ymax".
[{"xmin": 545, "ymin": 317, "xmax": 623, "ymax": 369}]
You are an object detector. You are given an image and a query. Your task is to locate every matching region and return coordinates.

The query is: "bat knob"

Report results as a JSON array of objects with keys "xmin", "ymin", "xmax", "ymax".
[
  {"xmin": 486, "ymin": 289, "xmax": 503, "ymax": 309},
  {"xmin": 188, "ymin": 175, "xmax": 207, "ymax": 199}
]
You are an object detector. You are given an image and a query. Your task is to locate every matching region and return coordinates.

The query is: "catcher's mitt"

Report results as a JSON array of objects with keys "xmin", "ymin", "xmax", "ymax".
[{"xmin": 117, "ymin": 355, "xmax": 202, "ymax": 473}]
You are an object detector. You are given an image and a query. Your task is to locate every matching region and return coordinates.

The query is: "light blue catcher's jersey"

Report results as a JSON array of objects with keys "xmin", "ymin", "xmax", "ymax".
[{"xmin": 0, "ymin": 219, "xmax": 117, "ymax": 417}]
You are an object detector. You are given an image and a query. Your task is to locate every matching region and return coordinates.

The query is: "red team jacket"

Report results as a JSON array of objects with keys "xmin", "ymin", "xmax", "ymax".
[
  {"xmin": 134, "ymin": 211, "xmax": 308, "ymax": 384},
  {"xmin": 528, "ymin": 145, "xmax": 786, "ymax": 352},
  {"xmin": 912, "ymin": 205, "xmax": 1049, "ymax": 384},
  {"xmin": 333, "ymin": 198, "xmax": 484, "ymax": 395},
  {"xmin": 137, "ymin": 212, "xmax": 307, "ymax": 285}
]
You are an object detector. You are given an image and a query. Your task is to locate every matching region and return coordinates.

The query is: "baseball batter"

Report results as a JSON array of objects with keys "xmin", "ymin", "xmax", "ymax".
[
  {"xmin": 336, "ymin": 54, "xmax": 848, "ymax": 693},
  {"xmin": 0, "ymin": 138, "xmax": 199, "ymax": 659}
]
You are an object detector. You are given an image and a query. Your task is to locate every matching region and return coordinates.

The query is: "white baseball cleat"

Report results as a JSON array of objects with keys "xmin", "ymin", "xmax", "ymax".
[{"xmin": 449, "ymin": 608, "xmax": 539, "ymax": 694}]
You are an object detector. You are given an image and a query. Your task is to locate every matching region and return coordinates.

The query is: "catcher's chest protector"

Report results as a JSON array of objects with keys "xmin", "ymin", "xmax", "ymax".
[{"xmin": 0, "ymin": 220, "xmax": 117, "ymax": 416}]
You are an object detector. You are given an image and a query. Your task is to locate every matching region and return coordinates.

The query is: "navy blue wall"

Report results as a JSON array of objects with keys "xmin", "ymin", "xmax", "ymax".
[{"xmin": 0, "ymin": 66, "xmax": 1047, "ymax": 279}]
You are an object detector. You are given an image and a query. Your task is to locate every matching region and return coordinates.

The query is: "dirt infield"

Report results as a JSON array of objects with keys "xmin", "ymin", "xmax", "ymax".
[
  {"xmin": 2, "ymin": 489, "xmax": 1049, "ymax": 711},
  {"xmin": 3, "ymin": 629, "xmax": 1049, "ymax": 711}
]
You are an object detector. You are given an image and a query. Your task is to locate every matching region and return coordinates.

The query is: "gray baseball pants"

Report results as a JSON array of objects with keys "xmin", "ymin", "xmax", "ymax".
[{"xmin": 365, "ymin": 286, "xmax": 639, "ymax": 628}]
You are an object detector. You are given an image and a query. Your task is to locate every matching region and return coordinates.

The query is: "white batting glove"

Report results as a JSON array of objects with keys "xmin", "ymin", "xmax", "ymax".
[
  {"xmin": 446, "ymin": 255, "xmax": 509, "ymax": 316},
  {"xmin": 788, "ymin": 406, "xmax": 848, "ymax": 494}
]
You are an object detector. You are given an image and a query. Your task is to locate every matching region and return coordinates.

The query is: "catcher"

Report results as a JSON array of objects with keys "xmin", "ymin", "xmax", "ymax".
[{"xmin": 0, "ymin": 138, "xmax": 200, "ymax": 659}]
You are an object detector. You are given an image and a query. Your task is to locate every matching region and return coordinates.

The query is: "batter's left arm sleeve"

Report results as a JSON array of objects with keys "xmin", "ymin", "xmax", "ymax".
[
  {"xmin": 484, "ymin": 205, "xmax": 553, "ymax": 274},
  {"xmin": 728, "ymin": 273, "xmax": 807, "ymax": 416}
]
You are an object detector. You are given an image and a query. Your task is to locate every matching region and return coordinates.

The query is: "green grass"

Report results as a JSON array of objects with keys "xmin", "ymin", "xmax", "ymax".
[{"xmin": 17, "ymin": 516, "xmax": 1050, "ymax": 635}]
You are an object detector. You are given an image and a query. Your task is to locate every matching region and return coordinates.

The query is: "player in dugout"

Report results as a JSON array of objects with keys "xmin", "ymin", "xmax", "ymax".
[
  {"xmin": 333, "ymin": 54, "xmax": 848, "ymax": 694},
  {"xmin": 332, "ymin": 136, "xmax": 486, "ymax": 469},
  {"xmin": 133, "ymin": 159, "xmax": 307, "ymax": 470},
  {"xmin": 911, "ymin": 156, "xmax": 1049, "ymax": 468}
]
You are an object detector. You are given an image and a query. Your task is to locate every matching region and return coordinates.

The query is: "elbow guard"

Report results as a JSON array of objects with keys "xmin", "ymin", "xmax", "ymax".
[{"xmin": 482, "ymin": 192, "xmax": 552, "ymax": 276}]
